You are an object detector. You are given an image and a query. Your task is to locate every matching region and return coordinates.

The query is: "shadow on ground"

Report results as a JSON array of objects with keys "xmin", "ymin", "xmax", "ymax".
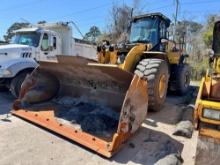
[
  {"xmin": 144, "ymin": 85, "xmax": 199, "ymax": 126},
  {"xmin": 0, "ymin": 90, "xmax": 14, "ymax": 115},
  {"xmin": 195, "ymin": 136, "xmax": 220, "ymax": 165},
  {"xmin": 43, "ymin": 124, "xmax": 184, "ymax": 165},
  {"xmin": 110, "ymin": 127, "xmax": 184, "ymax": 165}
]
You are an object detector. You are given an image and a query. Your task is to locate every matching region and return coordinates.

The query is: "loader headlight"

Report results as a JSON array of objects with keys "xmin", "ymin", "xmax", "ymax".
[
  {"xmin": 0, "ymin": 69, "xmax": 12, "ymax": 77},
  {"xmin": 203, "ymin": 108, "xmax": 220, "ymax": 120}
]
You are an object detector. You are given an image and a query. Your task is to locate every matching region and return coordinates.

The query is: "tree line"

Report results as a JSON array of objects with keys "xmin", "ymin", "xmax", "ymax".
[{"xmin": 2, "ymin": 1, "xmax": 220, "ymax": 80}]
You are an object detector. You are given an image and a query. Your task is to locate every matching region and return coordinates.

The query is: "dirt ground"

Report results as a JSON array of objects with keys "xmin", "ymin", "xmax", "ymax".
[
  {"xmin": 0, "ymin": 89, "xmax": 198, "ymax": 165},
  {"xmin": 195, "ymin": 136, "xmax": 220, "ymax": 165}
]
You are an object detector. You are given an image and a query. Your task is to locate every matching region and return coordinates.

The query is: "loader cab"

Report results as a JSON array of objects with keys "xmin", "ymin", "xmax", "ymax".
[
  {"xmin": 129, "ymin": 13, "xmax": 170, "ymax": 50},
  {"xmin": 213, "ymin": 21, "xmax": 220, "ymax": 56}
]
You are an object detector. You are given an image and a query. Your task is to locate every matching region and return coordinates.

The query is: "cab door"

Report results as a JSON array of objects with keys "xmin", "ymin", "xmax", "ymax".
[{"xmin": 40, "ymin": 33, "xmax": 58, "ymax": 61}]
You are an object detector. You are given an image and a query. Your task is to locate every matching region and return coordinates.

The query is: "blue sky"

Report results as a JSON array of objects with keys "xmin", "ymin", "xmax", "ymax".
[{"xmin": 0, "ymin": 0, "xmax": 220, "ymax": 40}]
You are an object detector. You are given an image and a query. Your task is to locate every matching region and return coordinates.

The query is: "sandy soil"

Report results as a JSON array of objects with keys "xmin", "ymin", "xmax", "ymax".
[{"xmin": 0, "ymin": 90, "xmax": 198, "ymax": 165}]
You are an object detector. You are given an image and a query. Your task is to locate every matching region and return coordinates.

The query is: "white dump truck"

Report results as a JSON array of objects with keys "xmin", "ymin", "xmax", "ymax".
[{"xmin": 0, "ymin": 22, "xmax": 96, "ymax": 97}]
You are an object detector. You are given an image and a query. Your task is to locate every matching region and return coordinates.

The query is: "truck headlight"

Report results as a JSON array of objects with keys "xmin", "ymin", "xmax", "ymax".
[
  {"xmin": 203, "ymin": 108, "xmax": 220, "ymax": 120},
  {"xmin": 0, "ymin": 69, "xmax": 12, "ymax": 76}
]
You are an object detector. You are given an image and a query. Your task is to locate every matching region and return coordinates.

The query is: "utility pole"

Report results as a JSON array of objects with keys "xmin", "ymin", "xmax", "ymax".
[{"xmin": 173, "ymin": 0, "xmax": 179, "ymax": 41}]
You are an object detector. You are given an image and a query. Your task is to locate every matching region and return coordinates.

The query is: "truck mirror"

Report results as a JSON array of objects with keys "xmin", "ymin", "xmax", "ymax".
[
  {"xmin": 207, "ymin": 49, "xmax": 214, "ymax": 57},
  {"xmin": 161, "ymin": 38, "xmax": 168, "ymax": 44},
  {"xmin": 166, "ymin": 31, "xmax": 169, "ymax": 39},
  {"xmin": 183, "ymin": 54, "xmax": 189, "ymax": 58}
]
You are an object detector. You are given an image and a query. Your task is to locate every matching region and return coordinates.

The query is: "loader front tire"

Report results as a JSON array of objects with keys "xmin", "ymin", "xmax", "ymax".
[
  {"xmin": 135, "ymin": 59, "xmax": 169, "ymax": 111},
  {"xmin": 176, "ymin": 64, "xmax": 191, "ymax": 95}
]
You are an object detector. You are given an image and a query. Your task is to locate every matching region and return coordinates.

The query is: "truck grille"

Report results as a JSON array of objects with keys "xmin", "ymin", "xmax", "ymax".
[{"xmin": 21, "ymin": 52, "xmax": 32, "ymax": 58}]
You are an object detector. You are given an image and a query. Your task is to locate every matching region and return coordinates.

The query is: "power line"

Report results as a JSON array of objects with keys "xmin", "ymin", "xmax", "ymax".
[
  {"xmin": 146, "ymin": 0, "xmax": 219, "ymax": 12},
  {"xmin": 0, "ymin": 0, "xmax": 45, "ymax": 12},
  {"xmin": 181, "ymin": 0, "xmax": 220, "ymax": 5},
  {"xmin": 140, "ymin": 0, "xmax": 169, "ymax": 12},
  {"xmin": 74, "ymin": 16, "xmax": 105, "ymax": 24},
  {"xmin": 178, "ymin": 0, "xmax": 220, "ymax": 20},
  {"xmin": 180, "ymin": 10, "xmax": 220, "ymax": 14},
  {"xmin": 141, "ymin": 3, "xmax": 174, "ymax": 14},
  {"xmin": 150, "ymin": 4, "xmax": 174, "ymax": 11},
  {"xmin": 47, "ymin": 3, "xmax": 112, "ymax": 21},
  {"xmin": 78, "ymin": 21, "xmax": 104, "ymax": 27}
]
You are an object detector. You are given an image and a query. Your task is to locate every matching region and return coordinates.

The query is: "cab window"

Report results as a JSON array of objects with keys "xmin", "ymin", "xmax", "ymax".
[
  {"xmin": 53, "ymin": 37, "xmax": 56, "ymax": 49},
  {"xmin": 41, "ymin": 33, "xmax": 49, "ymax": 51},
  {"xmin": 160, "ymin": 21, "xmax": 167, "ymax": 39}
]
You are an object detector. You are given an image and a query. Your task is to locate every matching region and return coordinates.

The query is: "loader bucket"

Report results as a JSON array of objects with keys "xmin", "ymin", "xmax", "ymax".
[{"xmin": 12, "ymin": 55, "xmax": 148, "ymax": 157}]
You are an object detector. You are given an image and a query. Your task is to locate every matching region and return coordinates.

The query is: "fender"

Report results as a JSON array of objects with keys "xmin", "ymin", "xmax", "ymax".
[{"xmin": 0, "ymin": 58, "xmax": 38, "ymax": 78}]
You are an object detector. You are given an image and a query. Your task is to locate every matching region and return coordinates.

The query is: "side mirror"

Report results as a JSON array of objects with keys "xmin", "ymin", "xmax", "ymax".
[
  {"xmin": 207, "ymin": 49, "xmax": 214, "ymax": 57},
  {"xmin": 127, "ymin": 21, "xmax": 132, "ymax": 33},
  {"xmin": 161, "ymin": 38, "xmax": 168, "ymax": 44},
  {"xmin": 183, "ymin": 54, "xmax": 189, "ymax": 58},
  {"xmin": 207, "ymin": 49, "xmax": 215, "ymax": 67},
  {"xmin": 166, "ymin": 31, "xmax": 170, "ymax": 39}
]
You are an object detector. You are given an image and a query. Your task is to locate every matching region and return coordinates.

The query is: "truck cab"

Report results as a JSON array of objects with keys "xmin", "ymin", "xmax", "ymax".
[{"xmin": 10, "ymin": 27, "xmax": 62, "ymax": 61}]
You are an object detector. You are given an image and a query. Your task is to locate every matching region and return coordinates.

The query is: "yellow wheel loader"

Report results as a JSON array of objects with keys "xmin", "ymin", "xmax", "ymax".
[
  {"xmin": 11, "ymin": 13, "xmax": 190, "ymax": 157},
  {"xmin": 194, "ymin": 21, "xmax": 220, "ymax": 139},
  {"xmin": 97, "ymin": 13, "xmax": 190, "ymax": 111}
]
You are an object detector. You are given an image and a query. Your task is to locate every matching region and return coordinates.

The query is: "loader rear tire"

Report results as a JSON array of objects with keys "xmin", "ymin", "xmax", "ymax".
[
  {"xmin": 135, "ymin": 59, "xmax": 169, "ymax": 111},
  {"xmin": 10, "ymin": 72, "xmax": 29, "ymax": 98},
  {"xmin": 176, "ymin": 64, "xmax": 191, "ymax": 95}
]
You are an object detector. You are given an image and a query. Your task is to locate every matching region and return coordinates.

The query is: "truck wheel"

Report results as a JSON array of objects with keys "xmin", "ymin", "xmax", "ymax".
[
  {"xmin": 10, "ymin": 72, "xmax": 29, "ymax": 98},
  {"xmin": 176, "ymin": 64, "xmax": 191, "ymax": 95},
  {"xmin": 135, "ymin": 59, "xmax": 169, "ymax": 111},
  {"xmin": 0, "ymin": 79, "xmax": 7, "ymax": 91},
  {"xmin": 0, "ymin": 86, "xmax": 7, "ymax": 92}
]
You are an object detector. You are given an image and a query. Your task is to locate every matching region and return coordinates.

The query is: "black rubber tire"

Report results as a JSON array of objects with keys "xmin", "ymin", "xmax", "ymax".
[
  {"xmin": 10, "ymin": 72, "xmax": 29, "ymax": 98},
  {"xmin": 0, "ymin": 79, "xmax": 7, "ymax": 91},
  {"xmin": 0, "ymin": 87, "xmax": 8, "ymax": 92},
  {"xmin": 176, "ymin": 64, "xmax": 191, "ymax": 95},
  {"xmin": 135, "ymin": 58, "xmax": 169, "ymax": 111}
]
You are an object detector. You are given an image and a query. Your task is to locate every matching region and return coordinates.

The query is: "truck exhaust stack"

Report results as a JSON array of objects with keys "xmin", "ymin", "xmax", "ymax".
[{"xmin": 12, "ymin": 56, "xmax": 148, "ymax": 157}]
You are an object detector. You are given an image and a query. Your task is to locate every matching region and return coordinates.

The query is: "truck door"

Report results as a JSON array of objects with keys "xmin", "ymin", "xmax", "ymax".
[{"xmin": 40, "ymin": 33, "xmax": 58, "ymax": 61}]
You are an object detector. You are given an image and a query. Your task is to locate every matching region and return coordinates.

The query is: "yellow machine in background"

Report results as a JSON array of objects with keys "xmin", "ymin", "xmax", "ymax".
[
  {"xmin": 194, "ymin": 21, "xmax": 220, "ymax": 139},
  {"xmin": 97, "ymin": 13, "xmax": 191, "ymax": 111}
]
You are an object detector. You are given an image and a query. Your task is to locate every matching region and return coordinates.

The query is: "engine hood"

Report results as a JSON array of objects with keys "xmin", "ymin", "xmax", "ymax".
[
  {"xmin": 0, "ymin": 44, "xmax": 32, "ymax": 53},
  {"xmin": 0, "ymin": 44, "xmax": 34, "ymax": 65}
]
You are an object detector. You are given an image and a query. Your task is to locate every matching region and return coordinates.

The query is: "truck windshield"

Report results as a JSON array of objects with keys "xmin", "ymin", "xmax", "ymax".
[
  {"xmin": 11, "ymin": 32, "xmax": 41, "ymax": 47},
  {"xmin": 129, "ymin": 18, "xmax": 159, "ymax": 46}
]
